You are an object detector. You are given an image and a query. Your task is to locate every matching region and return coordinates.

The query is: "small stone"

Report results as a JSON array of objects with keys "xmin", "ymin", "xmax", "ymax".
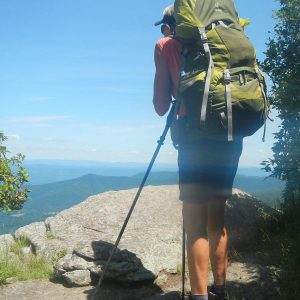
[
  {"xmin": 5, "ymin": 277, "xmax": 18, "ymax": 284},
  {"xmin": 61, "ymin": 254, "xmax": 92, "ymax": 271},
  {"xmin": 62, "ymin": 270, "xmax": 91, "ymax": 286},
  {"xmin": 21, "ymin": 246, "xmax": 32, "ymax": 257},
  {"xmin": 54, "ymin": 254, "xmax": 72, "ymax": 274},
  {"xmin": 168, "ymin": 268, "xmax": 178, "ymax": 275},
  {"xmin": 154, "ymin": 273, "xmax": 168, "ymax": 287}
]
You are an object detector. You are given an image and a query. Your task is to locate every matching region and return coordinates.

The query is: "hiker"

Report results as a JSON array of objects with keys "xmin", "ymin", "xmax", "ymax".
[
  {"xmin": 153, "ymin": 2, "xmax": 267, "ymax": 299},
  {"xmin": 153, "ymin": 7, "xmax": 238, "ymax": 300}
]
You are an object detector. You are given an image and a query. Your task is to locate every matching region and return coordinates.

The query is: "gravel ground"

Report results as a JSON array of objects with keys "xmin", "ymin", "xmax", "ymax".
[{"xmin": 0, "ymin": 254, "xmax": 280, "ymax": 300}]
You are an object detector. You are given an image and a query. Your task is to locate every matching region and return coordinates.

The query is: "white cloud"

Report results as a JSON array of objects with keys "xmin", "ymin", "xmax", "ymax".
[
  {"xmin": 94, "ymin": 85, "xmax": 145, "ymax": 94},
  {"xmin": 43, "ymin": 137, "xmax": 54, "ymax": 142},
  {"xmin": 69, "ymin": 122, "xmax": 163, "ymax": 134},
  {"xmin": 10, "ymin": 115, "xmax": 72, "ymax": 124},
  {"xmin": 41, "ymin": 137, "xmax": 73, "ymax": 143},
  {"xmin": 130, "ymin": 150, "xmax": 139, "ymax": 155},
  {"xmin": 29, "ymin": 96, "xmax": 52, "ymax": 102},
  {"xmin": 7, "ymin": 134, "xmax": 20, "ymax": 140}
]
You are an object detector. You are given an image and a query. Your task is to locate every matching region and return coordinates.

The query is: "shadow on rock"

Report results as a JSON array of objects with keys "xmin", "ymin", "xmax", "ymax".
[
  {"xmin": 87, "ymin": 240, "xmax": 157, "ymax": 282},
  {"xmin": 227, "ymin": 280, "xmax": 280, "ymax": 300},
  {"xmin": 226, "ymin": 253, "xmax": 280, "ymax": 300},
  {"xmin": 84, "ymin": 240, "xmax": 171, "ymax": 300},
  {"xmin": 86, "ymin": 281, "xmax": 181, "ymax": 300}
]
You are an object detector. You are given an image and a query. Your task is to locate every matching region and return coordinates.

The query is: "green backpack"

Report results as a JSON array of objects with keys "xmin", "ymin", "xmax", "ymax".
[{"xmin": 171, "ymin": 0, "xmax": 269, "ymax": 144}]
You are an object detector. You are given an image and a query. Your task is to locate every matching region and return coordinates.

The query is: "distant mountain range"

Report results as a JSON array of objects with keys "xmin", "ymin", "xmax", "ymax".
[
  {"xmin": 23, "ymin": 160, "xmax": 177, "ymax": 185},
  {"xmin": 23, "ymin": 160, "xmax": 270, "ymax": 185},
  {"xmin": 0, "ymin": 170, "xmax": 284, "ymax": 235}
]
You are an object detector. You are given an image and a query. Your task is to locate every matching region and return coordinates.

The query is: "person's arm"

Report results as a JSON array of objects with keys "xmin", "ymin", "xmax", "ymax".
[{"xmin": 153, "ymin": 43, "xmax": 172, "ymax": 116}]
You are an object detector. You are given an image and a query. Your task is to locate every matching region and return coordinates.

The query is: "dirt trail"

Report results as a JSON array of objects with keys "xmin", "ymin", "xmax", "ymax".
[{"xmin": 0, "ymin": 253, "xmax": 280, "ymax": 300}]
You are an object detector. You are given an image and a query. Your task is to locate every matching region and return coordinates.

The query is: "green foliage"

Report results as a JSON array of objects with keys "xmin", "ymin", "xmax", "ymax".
[
  {"xmin": 0, "ymin": 254, "xmax": 54, "ymax": 284},
  {"xmin": 0, "ymin": 239, "xmax": 54, "ymax": 284},
  {"xmin": 0, "ymin": 131, "xmax": 30, "ymax": 212},
  {"xmin": 261, "ymin": 203, "xmax": 300, "ymax": 300},
  {"xmin": 51, "ymin": 249, "xmax": 68, "ymax": 265},
  {"xmin": 46, "ymin": 231, "xmax": 56, "ymax": 240},
  {"xmin": 279, "ymin": 235, "xmax": 300, "ymax": 299},
  {"xmin": 0, "ymin": 238, "xmax": 68, "ymax": 285},
  {"xmin": 262, "ymin": 0, "xmax": 300, "ymax": 208},
  {"xmin": 261, "ymin": 1, "xmax": 300, "ymax": 297}
]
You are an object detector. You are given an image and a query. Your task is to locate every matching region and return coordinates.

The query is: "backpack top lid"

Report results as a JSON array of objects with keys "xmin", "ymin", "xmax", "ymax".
[
  {"xmin": 194, "ymin": 0, "xmax": 239, "ymax": 27},
  {"xmin": 174, "ymin": 0, "xmax": 240, "ymax": 43}
]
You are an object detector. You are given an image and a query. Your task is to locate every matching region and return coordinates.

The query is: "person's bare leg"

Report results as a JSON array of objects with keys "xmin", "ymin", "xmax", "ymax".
[
  {"xmin": 182, "ymin": 201, "xmax": 209, "ymax": 295},
  {"xmin": 207, "ymin": 198, "xmax": 228, "ymax": 286}
]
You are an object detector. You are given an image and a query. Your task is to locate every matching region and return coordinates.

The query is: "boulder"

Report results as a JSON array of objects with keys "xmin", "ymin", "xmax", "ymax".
[
  {"xmin": 50, "ymin": 186, "xmax": 182, "ymax": 283},
  {"xmin": 55, "ymin": 241, "xmax": 155, "ymax": 282},
  {"xmin": 11, "ymin": 185, "xmax": 278, "ymax": 289},
  {"xmin": 55, "ymin": 253, "xmax": 93, "ymax": 273},
  {"xmin": 226, "ymin": 189, "xmax": 280, "ymax": 249}
]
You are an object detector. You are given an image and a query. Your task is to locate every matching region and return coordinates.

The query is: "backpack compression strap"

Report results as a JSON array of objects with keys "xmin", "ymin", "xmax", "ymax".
[
  {"xmin": 198, "ymin": 28, "xmax": 214, "ymax": 127},
  {"xmin": 255, "ymin": 70, "xmax": 269, "ymax": 142},
  {"xmin": 199, "ymin": 25, "xmax": 234, "ymax": 141},
  {"xmin": 224, "ymin": 69, "xmax": 233, "ymax": 141}
]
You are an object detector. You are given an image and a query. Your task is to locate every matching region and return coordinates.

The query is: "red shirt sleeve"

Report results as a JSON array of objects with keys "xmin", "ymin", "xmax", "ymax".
[
  {"xmin": 163, "ymin": 39, "xmax": 182, "ymax": 100},
  {"xmin": 153, "ymin": 37, "xmax": 182, "ymax": 116},
  {"xmin": 153, "ymin": 42, "xmax": 172, "ymax": 116}
]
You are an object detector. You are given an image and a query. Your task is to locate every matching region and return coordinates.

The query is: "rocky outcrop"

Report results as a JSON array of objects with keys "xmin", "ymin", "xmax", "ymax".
[
  {"xmin": 5, "ymin": 185, "xmax": 278, "ymax": 288},
  {"xmin": 226, "ymin": 190, "xmax": 279, "ymax": 249}
]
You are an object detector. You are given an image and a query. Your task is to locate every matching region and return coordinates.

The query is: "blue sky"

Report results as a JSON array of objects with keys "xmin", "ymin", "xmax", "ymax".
[{"xmin": 0, "ymin": 0, "xmax": 280, "ymax": 166}]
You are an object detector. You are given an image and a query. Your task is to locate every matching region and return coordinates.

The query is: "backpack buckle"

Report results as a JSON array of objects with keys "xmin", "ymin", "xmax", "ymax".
[
  {"xmin": 224, "ymin": 69, "xmax": 231, "ymax": 84},
  {"xmin": 198, "ymin": 29, "xmax": 208, "ymax": 43},
  {"xmin": 256, "ymin": 71, "xmax": 264, "ymax": 84}
]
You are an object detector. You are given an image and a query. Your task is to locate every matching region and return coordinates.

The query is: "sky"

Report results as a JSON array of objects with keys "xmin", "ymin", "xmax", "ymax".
[{"xmin": 0, "ymin": 0, "xmax": 280, "ymax": 167}]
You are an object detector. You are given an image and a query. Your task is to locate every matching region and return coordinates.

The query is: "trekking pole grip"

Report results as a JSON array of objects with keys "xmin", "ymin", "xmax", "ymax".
[{"xmin": 158, "ymin": 100, "xmax": 177, "ymax": 145}]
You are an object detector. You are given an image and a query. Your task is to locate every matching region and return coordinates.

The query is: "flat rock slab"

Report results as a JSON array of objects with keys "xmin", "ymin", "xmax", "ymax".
[{"xmin": 0, "ymin": 280, "xmax": 94, "ymax": 300}]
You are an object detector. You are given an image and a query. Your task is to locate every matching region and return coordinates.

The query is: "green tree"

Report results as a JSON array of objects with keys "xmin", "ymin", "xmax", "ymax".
[
  {"xmin": 0, "ymin": 132, "xmax": 30, "ymax": 212},
  {"xmin": 262, "ymin": 0, "xmax": 300, "ymax": 209},
  {"xmin": 262, "ymin": 2, "xmax": 300, "ymax": 298}
]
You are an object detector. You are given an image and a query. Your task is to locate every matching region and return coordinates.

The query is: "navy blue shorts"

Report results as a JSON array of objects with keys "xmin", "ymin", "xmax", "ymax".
[{"xmin": 178, "ymin": 138, "xmax": 243, "ymax": 202}]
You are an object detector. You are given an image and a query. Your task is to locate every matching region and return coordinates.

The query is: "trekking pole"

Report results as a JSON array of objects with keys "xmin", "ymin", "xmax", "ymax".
[
  {"xmin": 92, "ymin": 100, "xmax": 178, "ymax": 300},
  {"xmin": 182, "ymin": 223, "xmax": 186, "ymax": 300}
]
